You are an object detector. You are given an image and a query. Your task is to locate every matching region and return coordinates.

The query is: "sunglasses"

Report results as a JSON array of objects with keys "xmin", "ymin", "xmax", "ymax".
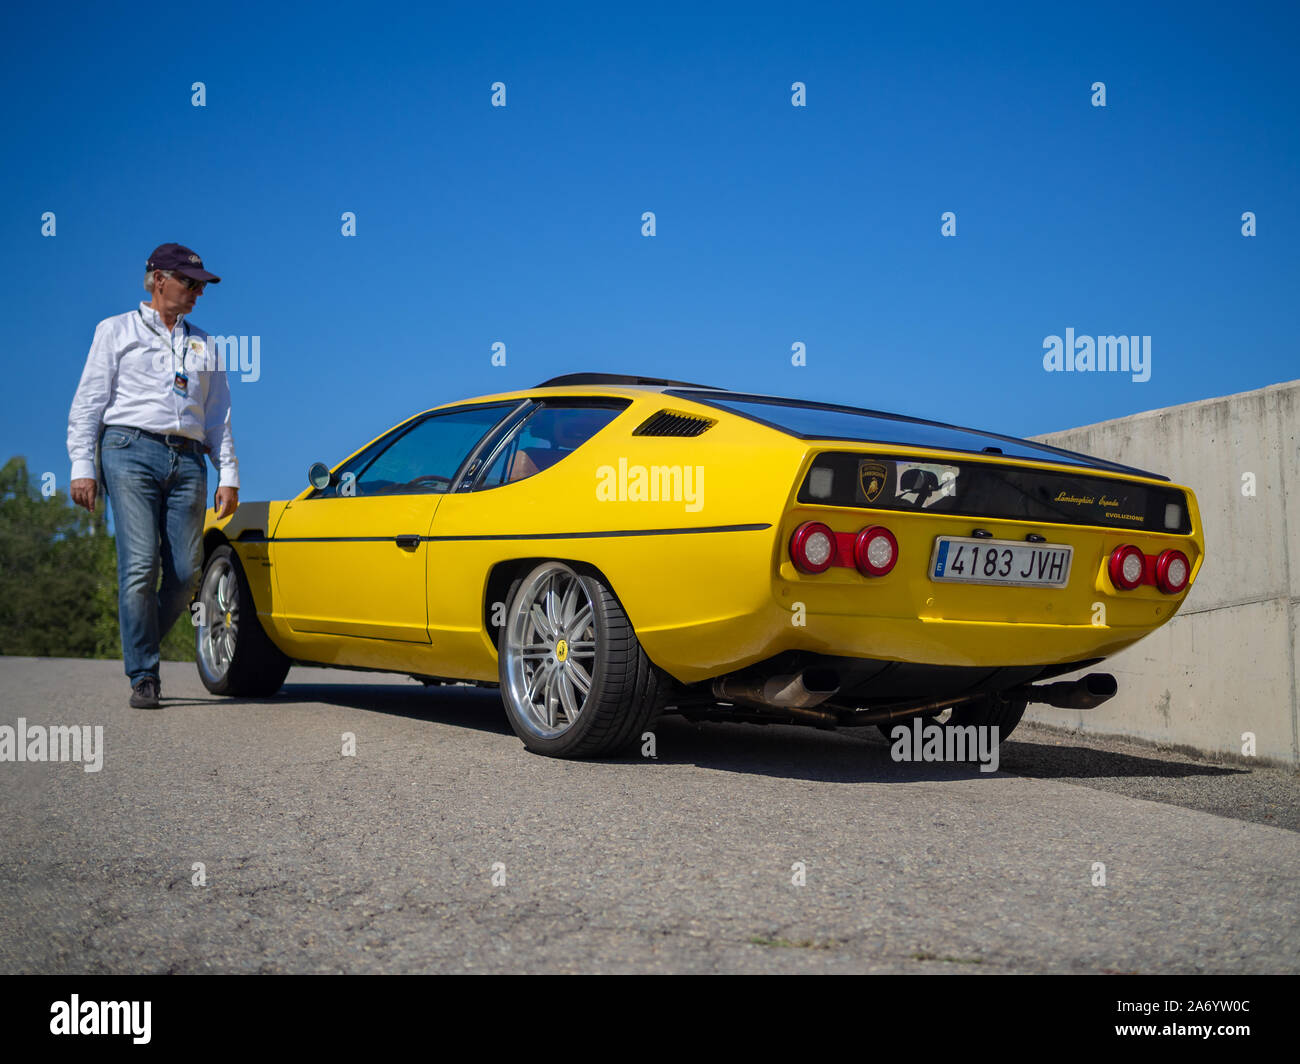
[{"xmin": 165, "ymin": 271, "xmax": 207, "ymax": 292}]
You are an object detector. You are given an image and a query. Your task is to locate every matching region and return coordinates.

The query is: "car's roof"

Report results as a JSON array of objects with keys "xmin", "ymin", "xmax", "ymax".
[
  {"xmin": 435, "ymin": 373, "xmax": 1165, "ymax": 480},
  {"xmin": 535, "ymin": 372, "xmax": 721, "ymax": 389}
]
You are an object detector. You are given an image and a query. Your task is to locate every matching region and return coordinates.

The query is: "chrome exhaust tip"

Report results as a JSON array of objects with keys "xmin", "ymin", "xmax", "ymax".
[
  {"xmin": 712, "ymin": 668, "xmax": 840, "ymax": 710},
  {"xmin": 1023, "ymin": 672, "xmax": 1118, "ymax": 710}
]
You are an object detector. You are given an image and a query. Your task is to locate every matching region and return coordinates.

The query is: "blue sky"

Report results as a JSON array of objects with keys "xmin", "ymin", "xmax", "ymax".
[{"xmin": 2, "ymin": 0, "xmax": 1297, "ymax": 504}]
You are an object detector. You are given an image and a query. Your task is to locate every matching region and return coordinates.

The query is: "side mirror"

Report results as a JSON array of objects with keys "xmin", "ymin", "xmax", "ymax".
[{"xmin": 307, "ymin": 462, "xmax": 334, "ymax": 490}]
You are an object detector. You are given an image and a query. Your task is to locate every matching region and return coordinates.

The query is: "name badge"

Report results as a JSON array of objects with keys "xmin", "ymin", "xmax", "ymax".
[{"xmin": 173, "ymin": 372, "xmax": 189, "ymax": 397}]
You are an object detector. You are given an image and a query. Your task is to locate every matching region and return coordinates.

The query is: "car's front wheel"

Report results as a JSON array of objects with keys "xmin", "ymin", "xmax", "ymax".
[
  {"xmin": 498, "ymin": 561, "xmax": 664, "ymax": 758},
  {"xmin": 196, "ymin": 545, "xmax": 290, "ymax": 696}
]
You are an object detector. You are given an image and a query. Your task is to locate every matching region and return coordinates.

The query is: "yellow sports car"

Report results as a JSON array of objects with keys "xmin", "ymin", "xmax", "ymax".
[{"xmin": 196, "ymin": 373, "xmax": 1204, "ymax": 757}]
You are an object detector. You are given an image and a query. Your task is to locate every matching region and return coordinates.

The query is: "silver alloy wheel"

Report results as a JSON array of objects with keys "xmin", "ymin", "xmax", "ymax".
[
  {"xmin": 502, "ymin": 563, "xmax": 598, "ymax": 739},
  {"xmin": 197, "ymin": 554, "xmax": 239, "ymax": 683}
]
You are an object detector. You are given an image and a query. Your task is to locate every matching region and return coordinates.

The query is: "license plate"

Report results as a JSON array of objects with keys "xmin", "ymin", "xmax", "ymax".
[{"xmin": 930, "ymin": 537, "xmax": 1072, "ymax": 588}]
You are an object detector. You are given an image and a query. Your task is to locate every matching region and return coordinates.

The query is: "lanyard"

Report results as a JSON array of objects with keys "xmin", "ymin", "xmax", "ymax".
[{"xmin": 137, "ymin": 308, "xmax": 191, "ymax": 375}]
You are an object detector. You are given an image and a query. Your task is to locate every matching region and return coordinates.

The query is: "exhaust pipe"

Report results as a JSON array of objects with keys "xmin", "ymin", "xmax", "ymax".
[
  {"xmin": 1022, "ymin": 672, "xmax": 1118, "ymax": 710},
  {"xmin": 712, "ymin": 668, "xmax": 840, "ymax": 710},
  {"xmin": 708, "ymin": 668, "xmax": 1115, "ymax": 722}
]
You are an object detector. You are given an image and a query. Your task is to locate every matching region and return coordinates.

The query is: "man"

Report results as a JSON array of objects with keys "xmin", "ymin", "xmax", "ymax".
[{"xmin": 68, "ymin": 243, "xmax": 240, "ymax": 708}]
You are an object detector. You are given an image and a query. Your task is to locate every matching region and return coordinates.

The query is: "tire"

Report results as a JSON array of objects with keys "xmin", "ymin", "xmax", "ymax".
[
  {"xmin": 876, "ymin": 695, "xmax": 1026, "ymax": 747},
  {"xmin": 498, "ymin": 561, "xmax": 665, "ymax": 758},
  {"xmin": 195, "ymin": 544, "xmax": 290, "ymax": 696},
  {"xmin": 949, "ymin": 693, "xmax": 1026, "ymax": 742}
]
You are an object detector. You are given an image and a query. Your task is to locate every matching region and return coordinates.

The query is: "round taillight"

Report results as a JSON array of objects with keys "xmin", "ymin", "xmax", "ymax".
[
  {"xmin": 1108, "ymin": 545, "xmax": 1145, "ymax": 591},
  {"xmin": 1155, "ymin": 549, "xmax": 1190, "ymax": 594},
  {"xmin": 854, "ymin": 525, "xmax": 898, "ymax": 577},
  {"xmin": 790, "ymin": 522, "xmax": 836, "ymax": 574}
]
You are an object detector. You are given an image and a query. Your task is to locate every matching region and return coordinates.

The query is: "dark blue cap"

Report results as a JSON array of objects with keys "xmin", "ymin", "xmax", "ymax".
[{"xmin": 146, "ymin": 243, "xmax": 221, "ymax": 283}]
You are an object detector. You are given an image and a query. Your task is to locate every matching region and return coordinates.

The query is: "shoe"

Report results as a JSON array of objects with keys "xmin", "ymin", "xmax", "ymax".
[{"xmin": 130, "ymin": 678, "xmax": 161, "ymax": 709}]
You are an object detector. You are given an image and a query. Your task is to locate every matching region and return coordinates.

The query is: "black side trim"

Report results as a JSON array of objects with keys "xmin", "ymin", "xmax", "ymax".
[
  {"xmin": 249, "ymin": 523, "xmax": 771, "ymax": 545},
  {"xmin": 425, "ymin": 523, "xmax": 769, "ymax": 542}
]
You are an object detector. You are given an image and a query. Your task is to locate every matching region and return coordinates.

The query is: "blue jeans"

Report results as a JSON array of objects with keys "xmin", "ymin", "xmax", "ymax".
[{"xmin": 99, "ymin": 427, "xmax": 208, "ymax": 685}]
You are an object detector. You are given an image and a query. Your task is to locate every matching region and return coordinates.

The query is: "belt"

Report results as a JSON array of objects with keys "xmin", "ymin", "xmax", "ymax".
[{"xmin": 106, "ymin": 425, "xmax": 207, "ymax": 454}]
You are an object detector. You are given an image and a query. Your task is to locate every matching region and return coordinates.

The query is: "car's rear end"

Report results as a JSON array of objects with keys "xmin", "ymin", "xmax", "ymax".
[
  {"xmin": 664, "ymin": 389, "xmax": 1204, "ymax": 730},
  {"xmin": 779, "ymin": 445, "xmax": 1202, "ymax": 669}
]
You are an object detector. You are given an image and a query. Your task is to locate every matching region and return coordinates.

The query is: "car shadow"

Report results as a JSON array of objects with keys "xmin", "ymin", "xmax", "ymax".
[
  {"xmin": 277, "ymin": 680, "xmax": 515, "ymax": 737},
  {"xmin": 637, "ymin": 715, "xmax": 1247, "ymax": 786},
  {"xmin": 995, "ymin": 738, "xmax": 1248, "ymax": 781},
  {"xmin": 182, "ymin": 681, "xmax": 1249, "ymax": 785},
  {"xmin": 156, "ymin": 681, "xmax": 513, "ymax": 737},
  {"xmin": 634, "ymin": 717, "xmax": 1003, "ymax": 782}
]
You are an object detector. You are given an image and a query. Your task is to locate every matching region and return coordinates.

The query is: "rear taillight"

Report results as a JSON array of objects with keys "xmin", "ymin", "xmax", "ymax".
[
  {"xmin": 1156, "ymin": 549, "xmax": 1190, "ymax": 594},
  {"xmin": 1108, "ymin": 545, "xmax": 1145, "ymax": 591},
  {"xmin": 790, "ymin": 521, "xmax": 835, "ymax": 574},
  {"xmin": 854, "ymin": 526, "xmax": 898, "ymax": 577},
  {"xmin": 790, "ymin": 522, "xmax": 899, "ymax": 576},
  {"xmin": 1109, "ymin": 545, "xmax": 1192, "ymax": 594}
]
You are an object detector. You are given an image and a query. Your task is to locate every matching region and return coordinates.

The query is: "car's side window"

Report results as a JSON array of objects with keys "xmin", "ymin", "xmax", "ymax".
[
  {"xmin": 318, "ymin": 404, "xmax": 517, "ymax": 498},
  {"xmin": 475, "ymin": 401, "xmax": 627, "ymax": 489}
]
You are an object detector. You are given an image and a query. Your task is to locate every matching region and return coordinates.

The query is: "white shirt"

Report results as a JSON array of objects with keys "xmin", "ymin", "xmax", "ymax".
[{"xmin": 67, "ymin": 302, "xmax": 239, "ymax": 488}]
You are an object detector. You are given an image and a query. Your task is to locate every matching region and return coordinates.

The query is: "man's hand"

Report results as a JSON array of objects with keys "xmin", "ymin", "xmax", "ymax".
[
  {"xmin": 214, "ymin": 486, "xmax": 239, "ymax": 519},
  {"xmin": 70, "ymin": 478, "xmax": 97, "ymax": 513}
]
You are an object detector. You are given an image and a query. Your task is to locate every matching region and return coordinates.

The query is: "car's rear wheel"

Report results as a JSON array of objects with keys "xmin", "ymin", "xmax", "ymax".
[
  {"xmin": 498, "ymin": 561, "xmax": 664, "ymax": 758},
  {"xmin": 948, "ymin": 693, "xmax": 1026, "ymax": 741},
  {"xmin": 196, "ymin": 545, "xmax": 290, "ymax": 696}
]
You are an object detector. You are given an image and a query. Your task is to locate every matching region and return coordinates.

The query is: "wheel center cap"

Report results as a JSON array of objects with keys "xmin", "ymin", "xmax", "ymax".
[
  {"xmin": 555, "ymin": 638, "xmax": 568, "ymax": 662},
  {"xmin": 225, "ymin": 611, "xmax": 233, "ymax": 627}
]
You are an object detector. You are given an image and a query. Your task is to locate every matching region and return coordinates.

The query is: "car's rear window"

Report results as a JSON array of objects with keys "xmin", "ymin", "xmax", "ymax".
[{"xmin": 667, "ymin": 390, "xmax": 1160, "ymax": 478}]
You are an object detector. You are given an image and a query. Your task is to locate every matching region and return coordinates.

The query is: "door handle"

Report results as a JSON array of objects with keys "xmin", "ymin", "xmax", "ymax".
[{"xmin": 395, "ymin": 535, "xmax": 421, "ymax": 551}]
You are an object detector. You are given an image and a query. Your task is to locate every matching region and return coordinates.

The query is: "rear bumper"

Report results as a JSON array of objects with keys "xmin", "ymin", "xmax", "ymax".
[
  {"xmin": 776, "ymin": 611, "xmax": 1174, "ymax": 669},
  {"xmin": 635, "ymin": 518, "xmax": 1199, "ymax": 684},
  {"xmin": 639, "ymin": 599, "xmax": 1174, "ymax": 684}
]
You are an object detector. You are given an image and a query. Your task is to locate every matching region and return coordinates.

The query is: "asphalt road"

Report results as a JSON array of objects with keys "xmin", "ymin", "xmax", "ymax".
[{"xmin": 1, "ymin": 656, "xmax": 1296, "ymax": 974}]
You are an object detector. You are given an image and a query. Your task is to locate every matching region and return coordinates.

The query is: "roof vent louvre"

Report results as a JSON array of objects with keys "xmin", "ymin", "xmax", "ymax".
[{"xmin": 633, "ymin": 410, "xmax": 716, "ymax": 437}]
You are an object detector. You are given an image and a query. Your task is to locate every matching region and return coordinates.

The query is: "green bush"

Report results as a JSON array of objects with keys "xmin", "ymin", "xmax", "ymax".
[{"xmin": 0, "ymin": 456, "xmax": 195, "ymax": 662}]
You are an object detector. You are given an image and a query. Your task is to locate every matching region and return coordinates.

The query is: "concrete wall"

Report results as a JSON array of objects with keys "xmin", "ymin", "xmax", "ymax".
[{"xmin": 1029, "ymin": 379, "xmax": 1300, "ymax": 765}]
